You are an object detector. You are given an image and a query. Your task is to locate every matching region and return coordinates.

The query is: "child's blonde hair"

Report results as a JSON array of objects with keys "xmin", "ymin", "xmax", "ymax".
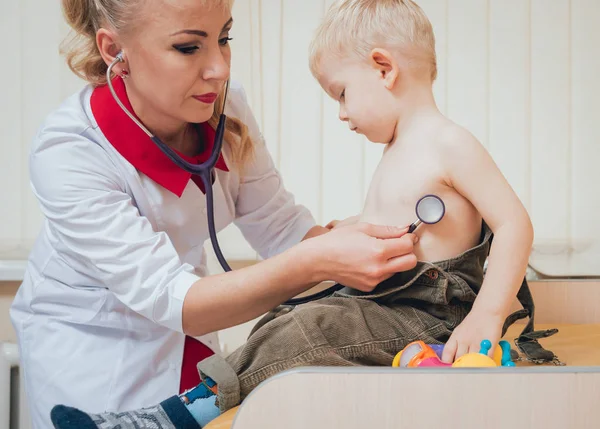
[{"xmin": 309, "ymin": 0, "xmax": 437, "ymax": 81}]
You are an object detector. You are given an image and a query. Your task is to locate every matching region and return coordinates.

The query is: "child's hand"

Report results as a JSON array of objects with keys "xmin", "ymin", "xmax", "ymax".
[
  {"xmin": 441, "ymin": 308, "xmax": 504, "ymax": 364},
  {"xmin": 325, "ymin": 215, "xmax": 360, "ymax": 230}
]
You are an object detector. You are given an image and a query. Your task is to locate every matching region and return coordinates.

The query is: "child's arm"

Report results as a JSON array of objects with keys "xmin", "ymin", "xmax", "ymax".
[{"xmin": 438, "ymin": 126, "xmax": 534, "ymax": 363}]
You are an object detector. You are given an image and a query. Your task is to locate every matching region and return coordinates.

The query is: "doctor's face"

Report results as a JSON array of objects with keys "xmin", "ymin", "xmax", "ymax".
[{"xmin": 119, "ymin": 0, "xmax": 232, "ymax": 130}]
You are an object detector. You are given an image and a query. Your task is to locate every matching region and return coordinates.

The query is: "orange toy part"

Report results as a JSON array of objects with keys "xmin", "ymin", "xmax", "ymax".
[{"xmin": 392, "ymin": 341, "xmax": 440, "ymax": 368}]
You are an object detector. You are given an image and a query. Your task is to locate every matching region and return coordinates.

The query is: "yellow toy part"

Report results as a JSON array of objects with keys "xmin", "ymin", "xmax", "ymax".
[
  {"xmin": 452, "ymin": 352, "xmax": 497, "ymax": 368},
  {"xmin": 392, "ymin": 350, "xmax": 403, "ymax": 367},
  {"xmin": 491, "ymin": 344, "xmax": 503, "ymax": 366}
]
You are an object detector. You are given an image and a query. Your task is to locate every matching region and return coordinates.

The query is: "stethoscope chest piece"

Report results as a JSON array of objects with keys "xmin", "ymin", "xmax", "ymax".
[{"xmin": 408, "ymin": 194, "xmax": 446, "ymax": 233}]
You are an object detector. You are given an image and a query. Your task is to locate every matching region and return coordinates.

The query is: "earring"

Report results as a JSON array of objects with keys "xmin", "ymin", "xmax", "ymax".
[{"xmin": 121, "ymin": 69, "xmax": 129, "ymax": 79}]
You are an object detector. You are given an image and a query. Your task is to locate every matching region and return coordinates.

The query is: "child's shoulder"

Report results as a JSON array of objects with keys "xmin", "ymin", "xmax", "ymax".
[
  {"xmin": 427, "ymin": 117, "xmax": 495, "ymax": 185},
  {"xmin": 432, "ymin": 118, "xmax": 483, "ymax": 152}
]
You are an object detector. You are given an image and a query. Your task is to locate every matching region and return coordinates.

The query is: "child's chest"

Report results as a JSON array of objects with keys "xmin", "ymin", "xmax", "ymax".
[
  {"xmin": 361, "ymin": 147, "xmax": 448, "ymax": 227},
  {"xmin": 361, "ymin": 141, "xmax": 484, "ymax": 262}
]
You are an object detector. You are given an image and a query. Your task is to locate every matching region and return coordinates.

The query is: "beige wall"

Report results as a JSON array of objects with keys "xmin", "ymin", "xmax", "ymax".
[{"xmin": 0, "ymin": 282, "xmax": 18, "ymax": 343}]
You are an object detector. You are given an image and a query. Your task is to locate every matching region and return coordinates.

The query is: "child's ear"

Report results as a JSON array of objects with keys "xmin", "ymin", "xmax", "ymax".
[{"xmin": 370, "ymin": 48, "xmax": 399, "ymax": 89}]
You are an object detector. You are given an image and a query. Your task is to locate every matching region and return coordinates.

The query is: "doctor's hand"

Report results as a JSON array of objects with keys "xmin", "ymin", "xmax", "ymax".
[
  {"xmin": 325, "ymin": 215, "xmax": 360, "ymax": 230},
  {"xmin": 307, "ymin": 222, "xmax": 419, "ymax": 293}
]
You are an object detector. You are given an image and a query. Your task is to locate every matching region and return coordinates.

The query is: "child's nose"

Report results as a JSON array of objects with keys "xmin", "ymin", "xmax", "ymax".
[{"xmin": 338, "ymin": 106, "xmax": 348, "ymax": 122}]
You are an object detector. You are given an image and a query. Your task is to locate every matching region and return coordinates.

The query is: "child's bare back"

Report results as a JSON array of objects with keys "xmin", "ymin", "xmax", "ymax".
[{"xmin": 360, "ymin": 114, "xmax": 483, "ymax": 262}]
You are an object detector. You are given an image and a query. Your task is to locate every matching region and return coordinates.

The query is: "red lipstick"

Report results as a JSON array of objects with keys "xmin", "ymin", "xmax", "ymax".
[{"xmin": 193, "ymin": 93, "xmax": 218, "ymax": 104}]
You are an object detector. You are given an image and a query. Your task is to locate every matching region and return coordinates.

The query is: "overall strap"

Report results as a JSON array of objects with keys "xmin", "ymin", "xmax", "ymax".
[
  {"xmin": 487, "ymin": 228, "xmax": 562, "ymax": 364},
  {"xmin": 501, "ymin": 277, "xmax": 562, "ymax": 364}
]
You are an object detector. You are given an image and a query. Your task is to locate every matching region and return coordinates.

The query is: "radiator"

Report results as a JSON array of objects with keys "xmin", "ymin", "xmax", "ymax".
[{"xmin": 0, "ymin": 343, "xmax": 31, "ymax": 429}]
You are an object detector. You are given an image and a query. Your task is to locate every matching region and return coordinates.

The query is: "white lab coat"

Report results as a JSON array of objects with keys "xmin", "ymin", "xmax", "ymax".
[{"xmin": 10, "ymin": 80, "xmax": 315, "ymax": 429}]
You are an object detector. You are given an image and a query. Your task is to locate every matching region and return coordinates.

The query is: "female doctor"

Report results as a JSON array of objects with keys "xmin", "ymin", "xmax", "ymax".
[{"xmin": 10, "ymin": 0, "xmax": 418, "ymax": 427}]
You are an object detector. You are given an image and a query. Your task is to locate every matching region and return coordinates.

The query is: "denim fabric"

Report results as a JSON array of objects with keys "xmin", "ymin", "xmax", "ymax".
[{"xmin": 197, "ymin": 222, "xmax": 557, "ymax": 412}]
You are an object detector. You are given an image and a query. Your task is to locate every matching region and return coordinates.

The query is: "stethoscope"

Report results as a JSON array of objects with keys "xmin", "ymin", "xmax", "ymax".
[
  {"xmin": 106, "ymin": 53, "xmax": 446, "ymax": 305},
  {"xmin": 107, "ymin": 52, "xmax": 232, "ymax": 275},
  {"xmin": 407, "ymin": 195, "xmax": 446, "ymax": 233}
]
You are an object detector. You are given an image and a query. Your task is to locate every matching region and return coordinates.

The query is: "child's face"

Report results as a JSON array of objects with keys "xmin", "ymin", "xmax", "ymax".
[{"xmin": 317, "ymin": 55, "xmax": 398, "ymax": 144}]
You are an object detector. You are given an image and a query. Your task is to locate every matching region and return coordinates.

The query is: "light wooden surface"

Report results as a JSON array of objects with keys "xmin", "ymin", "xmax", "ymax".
[
  {"xmin": 205, "ymin": 407, "xmax": 239, "ymax": 429},
  {"xmin": 503, "ymin": 323, "xmax": 600, "ymax": 366},
  {"xmin": 524, "ymin": 281, "xmax": 600, "ymax": 324},
  {"xmin": 206, "ymin": 323, "xmax": 600, "ymax": 429},
  {"xmin": 230, "ymin": 369, "xmax": 600, "ymax": 429}
]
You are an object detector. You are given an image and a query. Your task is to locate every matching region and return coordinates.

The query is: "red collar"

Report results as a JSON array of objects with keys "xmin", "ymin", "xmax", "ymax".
[{"xmin": 90, "ymin": 77, "xmax": 228, "ymax": 197}]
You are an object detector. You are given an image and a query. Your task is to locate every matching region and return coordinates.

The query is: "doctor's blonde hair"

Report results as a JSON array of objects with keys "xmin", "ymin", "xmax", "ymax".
[
  {"xmin": 60, "ymin": 0, "xmax": 254, "ymax": 169},
  {"xmin": 309, "ymin": 0, "xmax": 437, "ymax": 81}
]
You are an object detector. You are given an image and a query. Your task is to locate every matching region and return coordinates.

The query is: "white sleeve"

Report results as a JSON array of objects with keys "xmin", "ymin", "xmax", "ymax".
[
  {"xmin": 228, "ymin": 85, "xmax": 316, "ymax": 259},
  {"xmin": 29, "ymin": 129, "xmax": 199, "ymax": 333}
]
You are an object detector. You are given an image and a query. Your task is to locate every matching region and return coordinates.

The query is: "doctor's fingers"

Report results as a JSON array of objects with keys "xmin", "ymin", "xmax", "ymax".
[
  {"xmin": 384, "ymin": 252, "xmax": 418, "ymax": 275},
  {"xmin": 379, "ymin": 233, "xmax": 419, "ymax": 260},
  {"xmin": 357, "ymin": 222, "xmax": 409, "ymax": 239},
  {"xmin": 325, "ymin": 219, "xmax": 340, "ymax": 229}
]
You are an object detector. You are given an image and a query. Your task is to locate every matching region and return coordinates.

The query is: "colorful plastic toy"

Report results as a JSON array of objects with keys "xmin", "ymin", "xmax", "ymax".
[{"xmin": 392, "ymin": 339, "xmax": 515, "ymax": 368}]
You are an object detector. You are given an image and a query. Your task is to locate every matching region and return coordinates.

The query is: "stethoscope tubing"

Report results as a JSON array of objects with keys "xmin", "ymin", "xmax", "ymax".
[
  {"xmin": 106, "ymin": 54, "xmax": 333, "ymax": 305},
  {"xmin": 107, "ymin": 57, "xmax": 445, "ymax": 307}
]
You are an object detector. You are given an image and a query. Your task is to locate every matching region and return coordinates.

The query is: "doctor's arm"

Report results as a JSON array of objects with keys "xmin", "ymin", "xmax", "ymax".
[
  {"xmin": 182, "ymin": 222, "xmax": 417, "ymax": 336},
  {"xmin": 31, "ymin": 131, "xmax": 417, "ymax": 337}
]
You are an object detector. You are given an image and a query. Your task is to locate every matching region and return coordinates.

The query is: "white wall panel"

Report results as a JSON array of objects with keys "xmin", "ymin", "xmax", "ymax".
[
  {"xmin": 530, "ymin": 0, "xmax": 572, "ymax": 265},
  {"xmin": 418, "ymin": 0, "xmax": 448, "ymax": 114},
  {"xmin": 447, "ymin": 0, "xmax": 489, "ymax": 147},
  {"xmin": 257, "ymin": 0, "xmax": 283, "ymax": 164},
  {"xmin": 21, "ymin": 0, "xmax": 63, "ymax": 255},
  {"xmin": 2, "ymin": 0, "xmax": 600, "ymax": 277},
  {"xmin": 277, "ymin": 1, "xmax": 325, "ymax": 219},
  {"xmin": 570, "ymin": 0, "xmax": 600, "ymax": 250},
  {"xmin": 488, "ymin": 0, "xmax": 530, "ymax": 208},
  {"xmin": 0, "ymin": 1, "xmax": 23, "ymax": 260}
]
